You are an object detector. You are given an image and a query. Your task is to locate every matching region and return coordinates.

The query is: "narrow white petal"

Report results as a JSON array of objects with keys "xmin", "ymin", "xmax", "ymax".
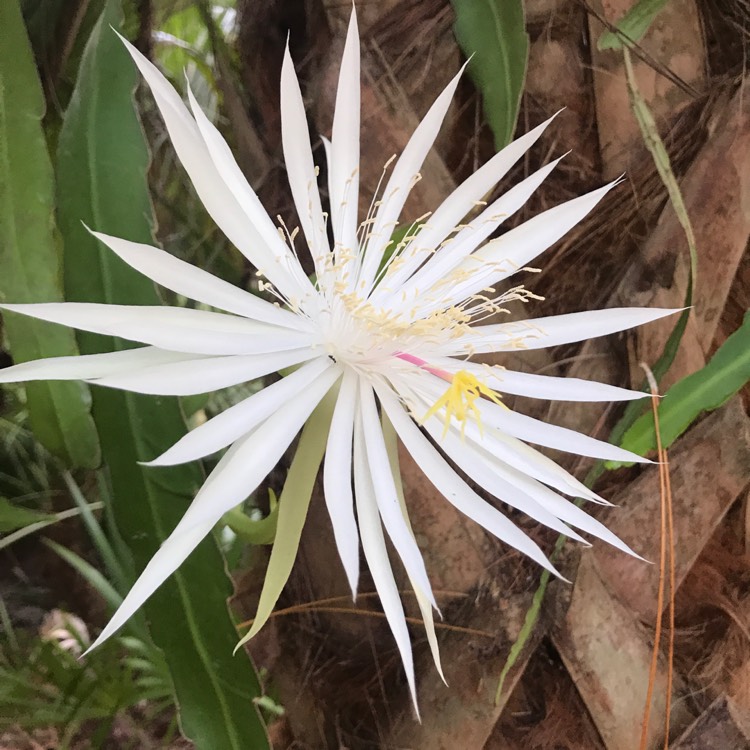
[
  {"xmin": 90, "ymin": 348, "xmax": 318, "ymax": 396},
  {"xmin": 87, "ymin": 517, "xmax": 215, "ymax": 652},
  {"xmin": 397, "ymin": 374, "xmax": 603, "ymax": 503},
  {"xmin": 356, "ymin": 64, "xmax": 466, "ymax": 292},
  {"xmin": 329, "ymin": 7, "xmax": 361, "ymax": 258},
  {"xmin": 435, "ymin": 427, "xmax": 588, "ymax": 544},
  {"xmin": 429, "ymin": 359, "xmax": 645, "ymax": 402},
  {"xmin": 178, "ymin": 366, "xmax": 341, "ymax": 531},
  {"xmin": 89, "ymin": 229, "xmax": 307, "ymax": 329},
  {"xmin": 0, "ymin": 302, "xmax": 314, "ymax": 356},
  {"xmin": 280, "ymin": 44, "xmax": 329, "ymax": 275},
  {"xmin": 323, "ymin": 368, "xmax": 361, "ymax": 598},
  {"xmin": 477, "ymin": 399, "xmax": 649, "ymax": 463},
  {"xmin": 359, "ymin": 382, "xmax": 436, "ymax": 608},
  {"xmin": 353, "ymin": 409, "xmax": 418, "ymax": 710},
  {"xmin": 184, "ymin": 86, "xmax": 315, "ymax": 300},
  {"xmin": 0, "ymin": 347, "xmax": 194, "ymax": 383},
  {"xmin": 441, "ymin": 307, "xmax": 682, "ymax": 356},
  {"xmin": 146, "ymin": 357, "xmax": 334, "ymax": 466},
  {"xmin": 438, "ymin": 180, "xmax": 620, "ymax": 308},
  {"xmin": 117, "ymin": 33, "xmax": 312, "ymax": 304},
  {"xmin": 389, "ymin": 156, "xmax": 564, "ymax": 312},
  {"xmin": 377, "ymin": 385, "xmax": 560, "ymax": 576},
  {"xmin": 377, "ymin": 118, "xmax": 561, "ymax": 298},
  {"xmin": 472, "ymin": 455, "xmax": 640, "ymax": 557},
  {"xmin": 382, "ymin": 412, "xmax": 445, "ymax": 683},
  {"xmin": 411, "ymin": 375, "xmax": 646, "ymax": 464},
  {"xmin": 456, "ymin": 417, "xmax": 602, "ymax": 503},
  {"xmin": 88, "ymin": 373, "xmax": 339, "ymax": 651}
]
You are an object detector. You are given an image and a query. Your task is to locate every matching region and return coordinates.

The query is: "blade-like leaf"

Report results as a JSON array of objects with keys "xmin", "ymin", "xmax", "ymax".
[
  {"xmin": 598, "ymin": 0, "xmax": 669, "ymax": 51},
  {"xmin": 56, "ymin": 3, "xmax": 268, "ymax": 747},
  {"xmin": 0, "ymin": 0, "xmax": 99, "ymax": 468},
  {"xmin": 450, "ymin": 0, "xmax": 528, "ymax": 149},
  {"xmin": 0, "ymin": 497, "xmax": 49, "ymax": 532},
  {"xmin": 612, "ymin": 311, "xmax": 750, "ymax": 465}
]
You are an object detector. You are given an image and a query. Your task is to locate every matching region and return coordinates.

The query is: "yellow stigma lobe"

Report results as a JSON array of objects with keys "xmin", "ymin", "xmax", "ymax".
[{"xmin": 423, "ymin": 370, "xmax": 505, "ymax": 438}]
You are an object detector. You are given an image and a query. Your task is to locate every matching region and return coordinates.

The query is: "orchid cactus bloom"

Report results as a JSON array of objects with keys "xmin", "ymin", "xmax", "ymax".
[{"xmin": 0, "ymin": 7, "xmax": 676, "ymax": 705}]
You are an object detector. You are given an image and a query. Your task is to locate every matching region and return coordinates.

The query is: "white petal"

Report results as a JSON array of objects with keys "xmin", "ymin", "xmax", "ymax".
[
  {"xmin": 178, "ymin": 365, "xmax": 341, "ymax": 530},
  {"xmin": 0, "ymin": 346, "xmax": 195, "ymax": 383},
  {"xmin": 359, "ymin": 381, "xmax": 436, "ymax": 608},
  {"xmin": 89, "ymin": 229, "xmax": 307, "ymax": 329},
  {"xmin": 117, "ymin": 33, "xmax": 312, "ymax": 304},
  {"xmin": 353, "ymin": 408, "xmax": 417, "ymax": 710},
  {"xmin": 355, "ymin": 64, "xmax": 467, "ymax": 292},
  {"xmin": 441, "ymin": 307, "xmax": 682, "ymax": 356},
  {"xmin": 458, "ymin": 417, "xmax": 602, "ymax": 503},
  {"xmin": 146, "ymin": 356, "xmax": 335, "ymax": 466},
  {"xmin": 0, "ymin": 302, "xmax": 314, "ymax": 356},
  {"xmin": 437, "ymin": 426, "xmax": 588, "ymax": 544},
  {"xmin": 472, "ymin": 454, "xmax": 639, "ymax": 557},
  {"xmin": 184, "ymin": 86, "xmax": 315, "ymax": 302},
  {"xmin": 329, "ymin": 7, "xmax": 361, "ymax": 259},
  {"xmin": 87, "ymin": 372, "xmax": 338, "ymax": 652},
  {"xmin": 410, "ymin": 375, "xmax": 646, "ymax": 464},
  {"xmin": 280, "ymin": 44, "xmax": 329, "ymax": 275},
  {"xmin": 377, "ymin": 116, "xmax": 560, "ymax": 298},
  {"xmin": 381, "ymin": 412, "xmax": 445, "ymax": 683},
  {"xmin": 397, "ymin": 374, "xmax": 603, "ymax": 503},
  {"xmin": 87, "ymin": 516, "xmax": 216, "ymax": 652},
  {"xmin": 90, "ymin": 348, "xmax": 318, "ymax": 396},
  {"xmin": 389, "ymin": 156, "xmax": 564, "ymax": 314},
  {"xmin": 429, "ymin": 359, "xmax": 645, "ymax": 402},
  {"xmin": 377, "ymin": 384, "xmax": 560, "ymax": 576},
  {"xmin": 323, "ymin": 368, "xmax": 360, "ymax": 598},
  {"xmin": 437, "ymin": 180, "xmax": 620, "ymax": 308},
  {"xmin": 477, "ymin": 399, "xmax": 648, "ymax": 463}
]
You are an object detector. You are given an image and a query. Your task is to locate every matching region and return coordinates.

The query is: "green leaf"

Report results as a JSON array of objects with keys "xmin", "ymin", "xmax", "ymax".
[
  {"xmin": 55, "ymin": 3, "xmax": 268, "ymax": 747},
  {"xmin": 598, "ymin": 0, "xmax": 669, "ymax": 50},
  {"xmin": 0, "ymin": 497, "xmax": 49, "ymax": 532},
  {"xmin": 0, "ymin": 502, "xmax": 104, "ymax": 551},
  {"xmin": 612, "ymin": 312, "xmax": 750, "ymax": 465},
  {"xmin": 450, "ymin": 0, "xmax": 528, "ymax": 149},
  {"xmin": 0, "ymin": 0, "xmax": 100, "ymax": 469},
  {"xmin": 237, "ymin": 389, "xmax": 336, "ymax": 647}
]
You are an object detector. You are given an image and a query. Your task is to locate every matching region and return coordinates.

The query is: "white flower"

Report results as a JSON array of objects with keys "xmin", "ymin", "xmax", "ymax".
[{"xmin": 0, "ymin": 8, "xmax": 676, "ymax": 702}]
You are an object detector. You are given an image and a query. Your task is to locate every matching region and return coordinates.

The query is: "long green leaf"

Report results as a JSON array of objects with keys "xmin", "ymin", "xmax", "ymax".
[
  {"xmin": 450, "ymin": 0, "xmax": 528, "ymax": 149},
  {"xmin": 598, "ymin": 0, "xmax": 669, "ymax": 51},
  {"xmin": 0, "ymin": 497, "xmax": 49, "ymax": 532},
  {"xmin": 0, "ymin": 502, "xmax": 104, "ymax": 551},
  {"xmin": 55, "ymin": 3, "xmax": 268, "ymax": 747},
  {"xmin": 613, "ymin": 311, "xmax": 750, "ymax": 463},
  {"xmin": 0, "ymin": 0, "xmax": 99, "ymax": 468}
]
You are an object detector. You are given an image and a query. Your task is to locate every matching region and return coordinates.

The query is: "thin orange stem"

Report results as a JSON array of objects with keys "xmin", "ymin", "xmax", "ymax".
[
  {"xmin": 237, "ymin": 589, "xmax": 469, "ymax": 628},
  {"xmin": 639, "ymin": 365, "xmax": 668, "ymax": 750},
  {"xmin": 240, "ymin": 605, "xmax": 494, "ymax": 638},
  {"xmin": 663, "ymin": 424, "xmax": 676, "ymax": 748}
]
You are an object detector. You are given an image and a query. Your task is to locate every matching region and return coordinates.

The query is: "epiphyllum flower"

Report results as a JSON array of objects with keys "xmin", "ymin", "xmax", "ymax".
[{"xmin": 0, "ymin": 9, "xmax": 675, "ymax": 702}]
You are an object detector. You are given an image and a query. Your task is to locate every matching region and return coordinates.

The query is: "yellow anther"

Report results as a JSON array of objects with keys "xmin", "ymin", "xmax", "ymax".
[{"xmin": 423, "ymin": 370, "xmax": 505, "ymax": 439}]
